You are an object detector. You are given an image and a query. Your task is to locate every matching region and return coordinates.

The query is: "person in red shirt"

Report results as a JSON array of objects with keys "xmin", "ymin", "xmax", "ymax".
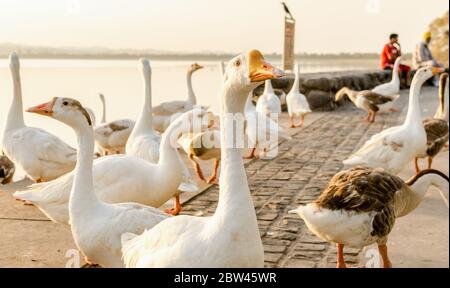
[{"xmin": 381, "ymin": 33, "xmax": 411, "ymax": 88}]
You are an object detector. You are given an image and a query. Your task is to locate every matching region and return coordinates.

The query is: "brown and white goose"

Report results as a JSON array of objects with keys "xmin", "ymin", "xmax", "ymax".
[
  {"xmin": 0, "ymin": 152, "xmax": 15, "ymax": 185},
  {"xmin": 335, "ymin": 87, "xmax": 396, "ymax": 123},
  {"xmin": 415, "ymin": 73, "xmax": 449, "ymax": 172},
  {"xmin": 289, "ymin": 167, "xmax": 449, "ymax": 268},
  {"xmin": 178, "ymin": 128, "xmax": 221, "ymax": 184}
]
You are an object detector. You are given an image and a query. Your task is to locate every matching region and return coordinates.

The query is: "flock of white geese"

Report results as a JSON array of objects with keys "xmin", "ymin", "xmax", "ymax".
[{"xmin": 0, "ymin": 50, "xmax": 449, "ymax": 268}]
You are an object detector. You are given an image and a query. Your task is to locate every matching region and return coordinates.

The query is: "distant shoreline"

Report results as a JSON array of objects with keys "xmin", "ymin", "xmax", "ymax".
[
  {"xmin": 0, "ymin": 53, "xmax": 408, "ymax": 62},
  {"xmin": 0, "ymin": 43, "xmax": 412, "ymax": 61}
]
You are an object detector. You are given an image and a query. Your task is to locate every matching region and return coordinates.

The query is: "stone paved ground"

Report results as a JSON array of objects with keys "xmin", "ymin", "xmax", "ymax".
[{"xmin": 180, "ymin": 101, "xmax": 401, "ymax": 268}]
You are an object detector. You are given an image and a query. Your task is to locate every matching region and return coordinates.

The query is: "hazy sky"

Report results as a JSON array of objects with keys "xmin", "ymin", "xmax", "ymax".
[{"xmin": 0, "ymin": 0, "xmax": 448, "ymax": 53}]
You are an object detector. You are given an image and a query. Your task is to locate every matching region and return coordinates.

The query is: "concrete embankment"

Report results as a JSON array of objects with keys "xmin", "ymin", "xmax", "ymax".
[{"xmin": 255, "ymin": 69, "xmax": 393, "ymax": 111}]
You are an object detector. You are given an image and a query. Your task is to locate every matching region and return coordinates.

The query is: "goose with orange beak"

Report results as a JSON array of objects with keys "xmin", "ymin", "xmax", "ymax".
[
  {"xmin": 343, "ymin": 67, "xmax": 444, "ymax": 175},
  {"xmin": 23, "ymin": 96, "xmax": 219, "ymax": 268},
  {"xmin": 122, "ymin": 50, "xmax": 284, "ymax": 268},
  {"xmin": 152, "ymin": 62, "xmax": 206, "ymax": 133}
]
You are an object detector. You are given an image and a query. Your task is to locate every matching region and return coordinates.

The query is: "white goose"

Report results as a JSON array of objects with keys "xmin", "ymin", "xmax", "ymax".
[
  {"xmin": 372, "ymin": 56, "xmax": 402, "ymax": 113},
  {"xmin": 26, "ymin": 97, "xmax": 170, "ymax": 268},
  {"xmin": 286, "ymin": 63, "xmax": 311, "ymax": 127},
  {"xmin": 289, "ymin": 167, "xmax": 449, "ymax": 268},
  {"xmin": 14, "ymin": 107, "xmax": 211, "ymax": 223},
  {"xmin": 125, "ymin": 58, "xmax": 161, "ymax": 163},
  {"xmin": 1, "ymin": 52, "xmax": 77, "ymax": 183},
  {"xmin": 152, "ymin": 63, "xmax": 204, "ymax": 133},
  {"xmin": 343, "ymin": 67, "xmax": 442, "ymax": 174},
  {"xmin": 125, "ymin": 58, "xmax": 199, "ymax": 194},
  {"xmin": 256, "ymin": 79, "xmax": 282, "ymax": 117},
  {"xmin": 94, "ymin": 93, "xmax": 135, "ymax": 155},
  {"xmin": 245, "ymin": 93, "xmax": 291, "ymax": 159},
  {"xmin": 121, "ymin": 49, "xmax": 284, "ymax": 268}
]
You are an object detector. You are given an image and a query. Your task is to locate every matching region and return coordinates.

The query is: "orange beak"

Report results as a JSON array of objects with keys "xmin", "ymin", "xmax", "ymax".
[
  {"xmin": 248, "ymin": 49, "xmax": 284, "ymax": 82},
  {"xmin": 432, "ymin": 67, "xmax": 445, "ymax": 75},
  {"xmin": 26, "ymin": 98, "xmax": 56, "ymax": 116},
  {"xmin": 194, "ymin": 63, "xmax": 204, "ymax": 70}
]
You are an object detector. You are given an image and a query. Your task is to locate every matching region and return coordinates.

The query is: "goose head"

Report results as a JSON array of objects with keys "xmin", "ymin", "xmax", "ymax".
[
  {"xmin": 9, "ymin": 52, "xmax": 19, "ymax": 71},
  {"xmin": 224, "ymin": 49, "xmax": 284, "ymax": 91},
  {"xmin": 335, "ymin": 86, "xmax": 349, "ymax": 102},
  {"xmin": 26, "ymin": 97, "xmax": 93, "ymax": 130},
  {"xmin": 412, "ymin": 66, "xmax": 444, "ymax": 87},
  {"xmin": 188, "ymin": 63, "xmax": 204, "ymax": 74},
  {"xmin": 139, "ymin": 58, "xmax": 151, "ymax": 76}
]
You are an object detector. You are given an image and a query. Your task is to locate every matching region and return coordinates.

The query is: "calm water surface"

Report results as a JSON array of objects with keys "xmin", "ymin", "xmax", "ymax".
[{"xmin": 0, "ymin": 58, "xmax": 377, "ymax": 146}]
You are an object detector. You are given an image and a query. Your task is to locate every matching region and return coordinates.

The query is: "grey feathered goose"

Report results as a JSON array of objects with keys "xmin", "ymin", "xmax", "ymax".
[
  {"xmin": 335, "ymin": 87, "xmax": 396, "ymax": 123},
  {"xmin": 289, "ymin": 167, "xmax": 449, "ymax": 268},
  {"xmin": 415, "ymin": 73, "xmax": 449, "ymax": 172}
]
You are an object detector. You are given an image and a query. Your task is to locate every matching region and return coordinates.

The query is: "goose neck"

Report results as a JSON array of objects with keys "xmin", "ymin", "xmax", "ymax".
[
  {"xmin": 263, "ymin": 80, "xmax": 274, "ymax": 95},
  {"xmin": 436, "ymin": 77, "xmax": 448, "ymax": 120},
  {"xmin": 291, "ymin": 69, "xmax": 300, "ymax": 93},
  {"xmin": 404, "ymin": 77, "xmax": 423, "ymax": 126},
  {"xmin": 214, "ymin": 82, "xmax": 256, "ymax": 222},
  {"xmin": 134, "ymin": 68, "xmax": 154, "ymax": 132},
  {"xmin": 245, "ymin": 93, "xmax": 256, "ymax": 113},
  {"xmin": 186, "ymin": 70, "xmax": 196, "ymax": 106},
  {"xmin": 100, "ymin": 95, "xmax": 106, "ymax": 123},
  {"xmin": 391, "ymin": 59, "xmax": 400, "ymax": 84},
  {"xmin": 5, "ymin": 65, "xmax": 25, "ymax": 132},
  {"xmin": 403, "ymin": 173, "xmax": 449, "ymax": 215},
  {"xmin": 70, "ymin": 122, "xmax": 101, "ymax": 215},
  {"xmin": 157, "ymin": 118, "xmax": 184, "ymax": 179}
]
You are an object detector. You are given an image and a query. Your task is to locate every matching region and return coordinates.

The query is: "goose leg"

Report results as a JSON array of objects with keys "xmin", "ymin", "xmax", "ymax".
[
  {"xmin": 370, "ymin": 112, "xmax": 376, "ymax": 123},
  {"xmin": 389, "ymin": 107, "xmax": 399, "ymax": 112},
  {"xmin": 336, "ymin": 243, "xmax": 347, "ymax": 268},
  {"xmin": 364, "ymin": 112, "xmax": 371, "ymax": 122},
  {"xmin": 82, "ymin": 257, "xmax": 101, "ymax": 268},
  {"xmin": 414, "ymin": 157, "xmax": 421, "ymax": 173},
  {"xmin": 427, "ymin": 157, "xmax": 433, "ymax": 169},
  {"xmin": 377, "ymin": 244, "xmax": 392, "ymax": 268},
  {"xmin": 289, "ymin": 115, "xmax": 296, "ymax": 128},
  {"xmin": 299, "ymin": 115, "xmax": 305, "ymax": 127},
  {"xmin": 16, "ymin": 198, "xmax": 34, "ymax": 206},
  {"xmin": 207, "ymin": 159, "xmax": 220, "ymax": 184},
  {"xmin": 244, "ymin": 148, "xmax": 256, "ymax": 159},
  {"xmin": 165, "ymin": 195, "xmax": 181, "ymax": 216},
  {"xmin": 189, "ymin": 154, "xmax": 206, "ymax": 182}
]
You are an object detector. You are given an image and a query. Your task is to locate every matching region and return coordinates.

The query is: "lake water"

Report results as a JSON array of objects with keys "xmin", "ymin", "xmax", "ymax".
[{"xmin": 0, "ymin": 58, "xmax": 377, "ymax": 147}]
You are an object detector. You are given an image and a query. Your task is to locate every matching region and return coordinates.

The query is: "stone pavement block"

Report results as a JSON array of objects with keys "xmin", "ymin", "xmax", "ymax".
[
  {"xmin": 283, "ymin": 258, "xmax": 316, "ymax": 268},
  {"xmin": 264, "ymin": 245, "xmax": 287, "ymax": 253},
  {"xmin": 264, "ymin": 252, "xmax": 283, "ymax": 263}
]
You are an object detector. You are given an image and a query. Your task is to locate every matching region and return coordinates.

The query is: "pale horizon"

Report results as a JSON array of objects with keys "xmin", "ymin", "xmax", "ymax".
[{"xmin": 0, "ymin": 0, "xmax": 448, "ymax": 54}]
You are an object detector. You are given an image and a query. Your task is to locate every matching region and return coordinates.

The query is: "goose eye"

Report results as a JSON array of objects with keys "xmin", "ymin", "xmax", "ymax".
[
  {"xmin": 235, "ymin": 60, "xmax": 241, "ymax": 67},
  {"xmin": 63, "ymin": 101, "xmax": 69, "ymax": 106}
]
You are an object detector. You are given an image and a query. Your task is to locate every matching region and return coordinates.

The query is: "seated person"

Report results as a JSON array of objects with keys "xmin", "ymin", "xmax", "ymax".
[
  {"xmin": 381, "ymin": 33, "xmax": 411, "ymax": 88},
  {"xmin": 413, "ymin": 31, "xmax": 445, "ymax": 86}
]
